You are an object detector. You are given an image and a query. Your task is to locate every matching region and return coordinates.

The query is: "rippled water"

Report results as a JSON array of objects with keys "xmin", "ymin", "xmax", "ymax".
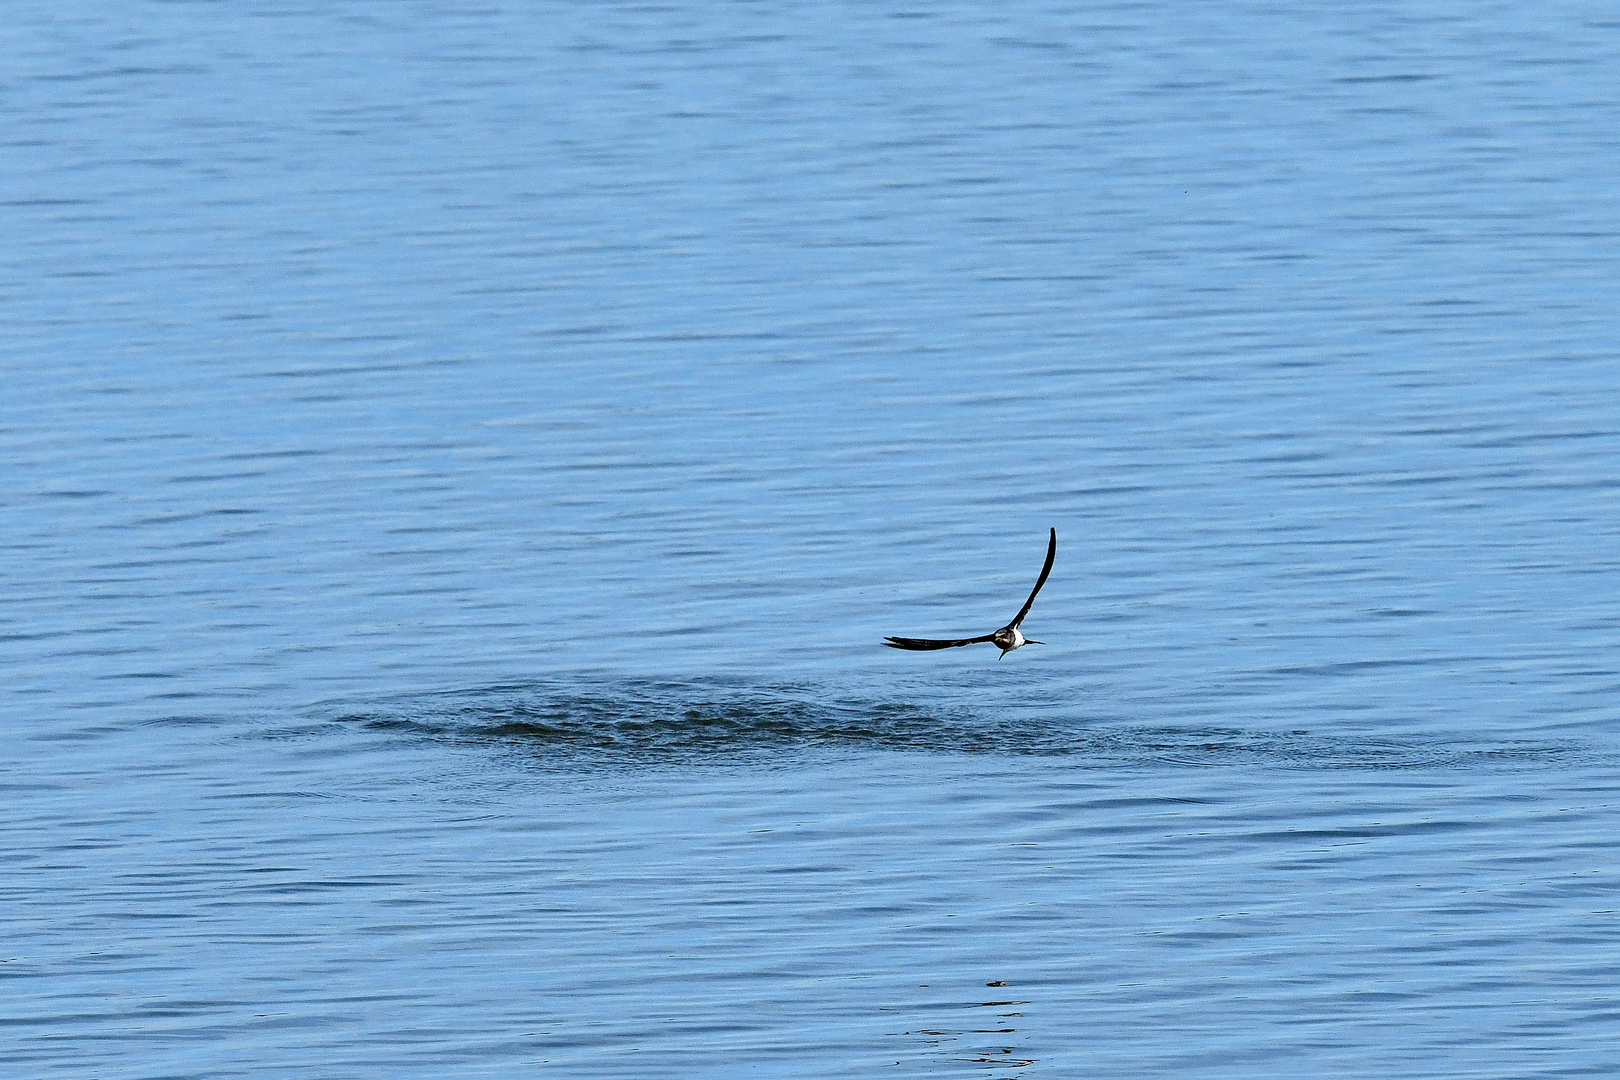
[{"xmin": 8, "ymin": 2, "xmax": 1620, "ymax": 1076}]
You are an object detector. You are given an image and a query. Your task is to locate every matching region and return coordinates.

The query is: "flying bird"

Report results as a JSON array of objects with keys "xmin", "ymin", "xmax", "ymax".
[{"xmin": 884, "ymin": 528, "xmax": 1056, "ymax": 659}]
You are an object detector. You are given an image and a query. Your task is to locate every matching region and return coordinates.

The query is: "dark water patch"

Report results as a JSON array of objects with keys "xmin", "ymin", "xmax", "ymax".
[
  {"xmin": 326, "ymin": 680, "xmax": 1029, "ymax": 762},
  {"xmin": 309, "ymin": 679, "xmax": 1594, "ymax": 772}
]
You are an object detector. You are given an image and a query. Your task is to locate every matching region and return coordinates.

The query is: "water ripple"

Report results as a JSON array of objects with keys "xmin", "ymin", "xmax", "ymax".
[{"xmin": 313, "ymin": 679, "xmax": 1595, "ymax": 772}]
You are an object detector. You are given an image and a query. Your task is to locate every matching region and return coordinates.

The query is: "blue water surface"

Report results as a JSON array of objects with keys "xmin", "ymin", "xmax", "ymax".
[{"xmin": 7, "ymin": 2, "xmax": 1620, "ymax": 1077}]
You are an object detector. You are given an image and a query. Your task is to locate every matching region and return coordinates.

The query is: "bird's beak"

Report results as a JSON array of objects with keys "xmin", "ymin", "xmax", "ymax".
[{"xmin": 1027, "ymin": 639, "xmax": 1044, "ymax": 645}]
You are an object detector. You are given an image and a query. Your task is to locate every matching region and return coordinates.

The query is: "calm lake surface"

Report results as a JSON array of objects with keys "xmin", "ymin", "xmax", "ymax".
[{"xmin": 7, "ymin": 2, "xmax": 1620, "ymax": 1076}]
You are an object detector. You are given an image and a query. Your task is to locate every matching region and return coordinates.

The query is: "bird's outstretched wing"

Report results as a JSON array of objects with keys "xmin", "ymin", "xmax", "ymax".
[
  {"xmin": 883, "ymin": 634, "xmax": 996, "ymax": 651},
  {"xmin": 1002, "ymin": 527, "xmax": 1056, "ymax": 632}
]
